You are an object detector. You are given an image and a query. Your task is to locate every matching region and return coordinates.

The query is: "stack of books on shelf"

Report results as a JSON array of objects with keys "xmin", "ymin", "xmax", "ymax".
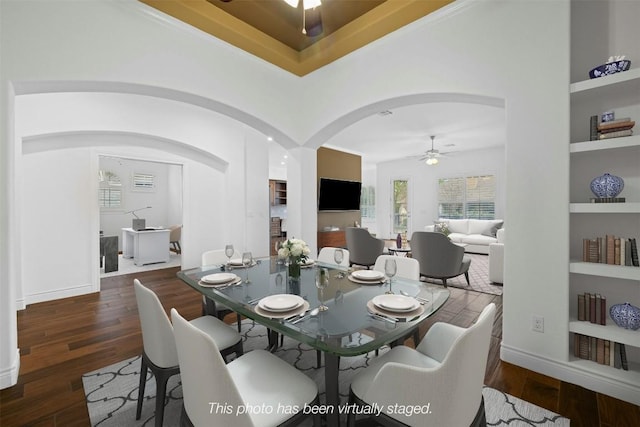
[
  {"xmin": 575, "ymin": 292, "xmax": 628, "ymax": 370},
  {"xmin": 577, "ymin": 292, "xmax": 607, "ymax": 325},
  {"xmin": 590, "ymin": 116, "xmax": 635, "ymax": 141},
  {"xmin": 582, "ymin": 235, "xmax": 639, "ymax": 266},
  {"xmin": 573, "ymin": 334, "xmax": 628, "ymax": 370}
]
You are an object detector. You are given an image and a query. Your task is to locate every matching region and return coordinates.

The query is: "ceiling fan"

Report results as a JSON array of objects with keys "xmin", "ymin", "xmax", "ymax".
[
  {"xmin": 221, "ymin": 0, "xmax": 323, "ymax": 36},
  {"xmin": 283, "ymin": 0, "xmax": 323, "ymax": 36},
  {"xmin": 419, "ymin": 135, "xmax": 446, "ymax": 165}
]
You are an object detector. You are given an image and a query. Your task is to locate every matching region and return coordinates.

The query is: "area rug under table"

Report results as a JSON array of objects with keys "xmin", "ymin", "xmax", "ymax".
[{"xmin": 83, "ymin": 321, "xmax": 566, "ymax": 426}]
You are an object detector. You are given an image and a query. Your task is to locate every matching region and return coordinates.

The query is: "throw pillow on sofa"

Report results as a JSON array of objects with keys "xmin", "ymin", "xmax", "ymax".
[{"xmin": 482, "ymin": 220, "xmax": 504, "ymax": 238}]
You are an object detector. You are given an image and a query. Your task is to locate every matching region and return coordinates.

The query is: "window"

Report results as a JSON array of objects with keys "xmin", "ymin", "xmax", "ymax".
[
  {"xmin": 438, "ymin": 175, "xmax": 495, "ymax": 220},
  {"xmin": 99, "ymin": 188, "xmax": 122, "ymax": 208},
  {"xmin": 392, "ymin": 179, "xmax": 409, "ymax": 234},
  {"xmin": 360, "ymin": 185, "xmax": 375, "ymax": 219},
  {"xmin": 132, "ymin": 173, "xmax": 155, "ymax": 191}
]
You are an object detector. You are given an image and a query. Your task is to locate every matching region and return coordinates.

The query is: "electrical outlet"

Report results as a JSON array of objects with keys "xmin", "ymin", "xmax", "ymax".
[{"xmin": 532, "ymin": 315, "xmax": 544, "ymax": 333}]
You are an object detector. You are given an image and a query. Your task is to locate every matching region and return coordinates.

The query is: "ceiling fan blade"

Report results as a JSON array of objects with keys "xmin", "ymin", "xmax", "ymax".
[{"xmin": 304, "ymin": 7, "xmax": 323, "ymax": 36}]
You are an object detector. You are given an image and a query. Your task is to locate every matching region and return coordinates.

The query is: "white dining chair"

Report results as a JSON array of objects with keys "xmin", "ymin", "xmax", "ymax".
[
  {"xmin": 201, "ymin": 249, "xmax": 243, "ymax": 332},
  {"xmin": 171, "ymin": 308, "xmax": 321, "ymax": 427},
  {"xmin": 373, "ymin": 254, "xmax": 422, "ymax": 348},
  {"xmin": 317, "ymin": 247, "xmax": 350, "ymax": 266},
  {"xmin": 134, "ymin": 279, "xmax": 243, "ymax": 427},
  {"xmin": 373, "ymin": 254, "xmax": 420, "ymax": 281},
  {"xmin": 347, "ymin": 303, "xmax": 496, "ymax": 427}
]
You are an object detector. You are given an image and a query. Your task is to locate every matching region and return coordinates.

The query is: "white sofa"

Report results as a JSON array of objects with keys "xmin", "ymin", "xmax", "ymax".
[
  {"xmin": 489, "ymin": 228, "xmax": 505, "ymax": 284},
  {"xmin": 424, "ymin": 219, "xmax": 504, "ymax": 255}
]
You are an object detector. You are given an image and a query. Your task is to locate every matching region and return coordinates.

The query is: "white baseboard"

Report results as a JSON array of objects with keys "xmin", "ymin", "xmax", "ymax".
[
  {"xmin": 24, "ymin": 283, "xmax": 97, "ymax": 306},
  {"xmin": 0, "ymin": 349, "xmax": 20, "ymax": 390},
  {"xmin": 501, "ymin": 343, "xmax": 640, "ymax": 406}
]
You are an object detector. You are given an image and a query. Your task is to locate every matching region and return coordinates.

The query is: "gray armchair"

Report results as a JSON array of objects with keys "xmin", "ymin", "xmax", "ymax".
[
  {"xmin": 410, "ymin": 231, "xmax": 471, "ymax": 287},
  {"xmin": 345, "ymin": 227, "xmax": 385, "ymax": 268}
]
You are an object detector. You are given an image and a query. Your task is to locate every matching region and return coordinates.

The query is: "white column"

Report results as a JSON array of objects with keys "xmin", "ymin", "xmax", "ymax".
[
  {"xmin": 286, "ymin": 146, "xmax": 318, "ymax": 256},
  {"xmin": 0, "ymin": 83, "xmax": 21, "ymax": 389}
]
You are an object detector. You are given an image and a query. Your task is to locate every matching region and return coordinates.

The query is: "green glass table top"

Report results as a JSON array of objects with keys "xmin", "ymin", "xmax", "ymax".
[{"xmin": 178, "ymin": 257, "xmax": 449, "ymax": 357}]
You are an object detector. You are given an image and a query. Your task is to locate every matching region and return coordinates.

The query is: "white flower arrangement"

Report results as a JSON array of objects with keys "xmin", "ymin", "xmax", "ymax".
[{"xmin": 277, "ymin": 238, "xmax": 311, "ymax": 264}]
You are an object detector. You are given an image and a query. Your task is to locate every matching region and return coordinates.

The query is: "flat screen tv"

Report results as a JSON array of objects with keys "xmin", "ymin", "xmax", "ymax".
[{"xmin": 318, "ymin": 178, "xmax": 362, "ymax": 211}]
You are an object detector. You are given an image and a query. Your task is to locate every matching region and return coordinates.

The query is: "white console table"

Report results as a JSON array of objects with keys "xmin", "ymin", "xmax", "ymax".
[{"xmin": 121, "ymin": 228, "xmax": 170, "ymax": 266}]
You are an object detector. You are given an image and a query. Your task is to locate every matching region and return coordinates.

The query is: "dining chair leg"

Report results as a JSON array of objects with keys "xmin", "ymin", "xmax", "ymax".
[
  {"xmin": 316, "ymin": 350, "xmax": 321, "ymax": 368},
  {"xmin": 137, "ymin": 352, "xmax": 180, "ymax": 427},
  {"xmin": 236, "ymin": 313, "xmax": 242, "ymax": 332},
  {"xmin": 346, "ymin": 389, "xmax": 357, "ymax": 427},
  {"xmin": 464, "ymin": 271, "xmax": 470, "ymax": 286},
  {"xmin": 442, "ymin": 278, "xmax": 448, "ymax": 288},
  {"xmin": 136, "ymin": 355, "xmax": 148, "ymax": 420}
]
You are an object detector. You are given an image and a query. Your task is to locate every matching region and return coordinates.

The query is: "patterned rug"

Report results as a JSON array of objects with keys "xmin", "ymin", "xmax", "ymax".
[
  {"xmin": 421, "ymin": 253, "xmax": 503, "ymax": 295},
  {"xmin": 83, "ymin": 321, "xmax": 566, "ymax": 427}
]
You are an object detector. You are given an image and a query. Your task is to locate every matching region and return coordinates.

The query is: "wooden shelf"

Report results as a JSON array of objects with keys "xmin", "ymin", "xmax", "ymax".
[
  {"xmin": 570, "ymin": 320, "xmax": 640, "ymax": 347},
  {"xmin": 568, "ymin": 357, "xmax": 640, "ymax": 386},
  {"xmin": 569, "ymin": 203, "xmax": 640, "ymax": 213},
  {"xmin": 570, "ymin": 135, "xmax": 640, "ymax": 153},
  {"xmin": 570, "ymin": 67, "xmax": 640, "ymax": 94},
  {"xmin": 570, "ymin": 261, "xmax": 640, "ymax": 280}
]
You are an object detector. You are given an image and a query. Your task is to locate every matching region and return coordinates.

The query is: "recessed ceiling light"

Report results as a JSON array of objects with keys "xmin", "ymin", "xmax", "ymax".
[
  {"xmin": 378, "ymin": 110, "xmax": 393, "ymax": 116},
  {"xmin": 280, "ymin": 161, "xmax": 286, "ymax": 165},
  {"xmin": 284, "ymin": 155, "xmax": 288, "ymax": 159},
  {"xmin": 267, "ymin": 136, "xmax": 273, "ymax": 141}
]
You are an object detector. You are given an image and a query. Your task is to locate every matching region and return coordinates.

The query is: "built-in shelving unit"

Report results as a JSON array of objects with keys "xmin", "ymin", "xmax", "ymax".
[
  {"xmin": 269, "ymin": 180, "xmax": 287, "ymax": 206},
  {"xmin": 568, "ymin": 1, "xmax": 640, "ymax": 404}
]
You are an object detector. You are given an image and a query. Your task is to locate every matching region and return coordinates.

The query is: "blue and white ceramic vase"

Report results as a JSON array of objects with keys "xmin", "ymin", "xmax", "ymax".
[
  {"xmin": 609, "ymin": 302, "xmax": 640, "ymax": 330},
  {"xmin": 590, "ymin": 173, "xmax": 624, "ymax": 198}
]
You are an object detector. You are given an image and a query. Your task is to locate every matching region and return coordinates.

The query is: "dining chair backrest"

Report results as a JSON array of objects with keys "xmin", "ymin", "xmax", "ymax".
[
  {"xmin": 417, "ymin": 303, "xmax": 495, "ymax": 425},
  {"xmin": 171, "ymin": 308, "xmax": 252, "ymax": 427},
  {"xmin": 133, "ymin": 279, "xmax": 178, "ymax": 368},
  {"xmin": 168, "ymin": 225, "xmax": 181, "ymax": 242},
  {"xmin": 202, "ymin": 249, "xmax": 238, "ymax": 267},
  {"xmin": 363, "ymin": 303, "xmax": 496, "ymax": 427},
  {"xmin": 373, "ymin": 255, "xmax": 420, "ymax": 280},
  {"xmin": 317, "ymin": 247, "xmax": 350, "ymax": 267}
]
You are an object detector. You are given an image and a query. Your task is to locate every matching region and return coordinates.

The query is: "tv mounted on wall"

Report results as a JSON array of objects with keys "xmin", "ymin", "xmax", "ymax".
[{"xmin": 318, "ymin": 178, "xmax": 362, "ymax": 211}]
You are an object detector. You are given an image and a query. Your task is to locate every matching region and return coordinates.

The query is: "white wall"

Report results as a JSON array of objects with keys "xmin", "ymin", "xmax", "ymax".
[
  {"xmin": 6, "ymin": 0, "xmax": 629, "ymax": 405},
  {"xmin": 376, "ymin": 146, "xmax": 506, "ymax": 239}
]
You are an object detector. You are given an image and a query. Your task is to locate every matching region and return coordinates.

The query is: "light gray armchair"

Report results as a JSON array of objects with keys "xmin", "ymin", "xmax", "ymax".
[
  {"xmin": 410, "ymin": 231, "xmax": 471, "ymax": 287},
  {"xmin": 346, "ymin": 227, "xmax": 385, "ymax": 268}
]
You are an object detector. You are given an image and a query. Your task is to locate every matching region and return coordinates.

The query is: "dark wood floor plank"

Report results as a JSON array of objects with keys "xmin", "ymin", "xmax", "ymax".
[{"xmin": 1, "ymin": 265, "xmax": 638, "ymax": 426}]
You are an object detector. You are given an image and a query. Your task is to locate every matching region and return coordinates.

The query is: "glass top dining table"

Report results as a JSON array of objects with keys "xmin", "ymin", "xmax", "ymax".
[{"xmin": 177, "ymin": 256, "xmax": 449, "ymax": 425}]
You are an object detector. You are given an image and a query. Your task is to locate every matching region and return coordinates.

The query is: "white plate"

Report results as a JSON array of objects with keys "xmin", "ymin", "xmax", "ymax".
[
  {"xmin": 348, "ymin": 275, "xmax": 385, "ymax": 285},
  {"xmin": 201, "ymin": 273, "xmax": 238, "ymax": 284},
  {"xmin": 229, "ymin": 258, "xmax": 245, "ymax": 266},
  {"xmin": 352, "ymin": 270, "xmax": 385, "ymax": 281},
  {"xmin": 372, "ymin": 295, "xmax": 419, "ymax": 313},
  {"xmin": 255, "ymin": 301, "xmax": 310, "ymax": 319},
  {"xmin": 258, "ymin": 294, "xmax": 305, "ymax": 312}
]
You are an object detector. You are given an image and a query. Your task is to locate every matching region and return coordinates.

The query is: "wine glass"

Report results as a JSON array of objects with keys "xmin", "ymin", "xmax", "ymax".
[
  {"xmin": 242, "ymin": 252, "xmax": 253, "ymax": 283},
  {"xmin": 274, "ymin": 241, "xmax": 283, "ymax": 264},
  {"xmin": 225, "ymin": 244, "xmax": 234, "ymax": 265},
  {"xmin": 315, "ymin": 268, "xmax": 329, "ymax": 311},
  {"xmin": 384, "ymin": 258, "xmax": 397, "ymax": 294},
  {"xmin": 333, "ymin": 248, "xmax": 345, "ymax": 279}
]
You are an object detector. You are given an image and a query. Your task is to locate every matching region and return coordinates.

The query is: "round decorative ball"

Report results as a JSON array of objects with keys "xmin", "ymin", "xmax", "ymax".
[
  {"xmin": 609, "ymin": 302, "xmax": 640, "ymax": 330},
  {"xmin": 590, "ymin": 173, "xmax": 624, "ymax": 198}
]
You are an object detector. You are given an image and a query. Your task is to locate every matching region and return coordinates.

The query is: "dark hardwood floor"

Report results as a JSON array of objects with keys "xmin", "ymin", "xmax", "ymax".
[{"xmin": 1, "ymin": 267, "xmax": 638, "ymax": 426}]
